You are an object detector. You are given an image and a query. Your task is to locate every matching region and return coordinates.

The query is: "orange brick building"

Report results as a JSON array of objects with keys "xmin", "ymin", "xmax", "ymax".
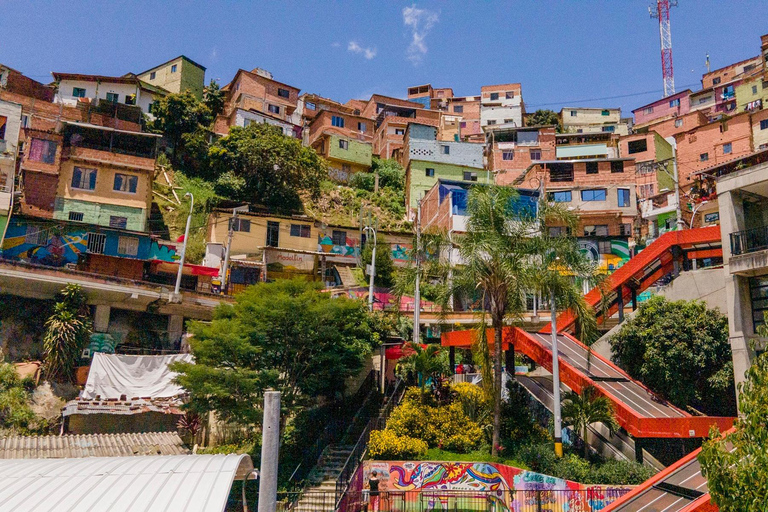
[{"xmin": 489, "ymin": 125, "xmax": 556, "ymax": 186}]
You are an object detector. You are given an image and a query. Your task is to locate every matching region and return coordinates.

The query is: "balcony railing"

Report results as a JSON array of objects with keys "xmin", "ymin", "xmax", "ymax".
[{"xmin": 731, "ymin": 225, "xmax": 768, "ymax": 256}]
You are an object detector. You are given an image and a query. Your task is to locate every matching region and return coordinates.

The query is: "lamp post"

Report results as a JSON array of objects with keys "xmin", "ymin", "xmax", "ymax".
[
  {"xmin": 689, "ymin": 200, "xmax": 709, "ymax": 229},
  {"xmin": 173, "ymin": 192, "xmax": 194, "ymax": 300},
  {"xmin": 550, "ymin": 290, "xmax": 563, "ymax": 458},
  {"xmin": 363, "ymin": 225, "xmax": 377, "ymax": 312}
]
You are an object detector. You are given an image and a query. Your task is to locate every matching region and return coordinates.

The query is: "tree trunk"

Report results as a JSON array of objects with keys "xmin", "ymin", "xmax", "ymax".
[
  {"xmin": 491, "ymin": 315, "xmax": 503, "ymax": 457},
  {"xmin": 583, "ymin": 426, "xmax": 588, "ymax": 459}
]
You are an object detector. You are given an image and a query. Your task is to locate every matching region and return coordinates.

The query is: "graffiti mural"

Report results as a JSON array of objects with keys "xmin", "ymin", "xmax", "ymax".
[
  {"xmin": 579, "ymin": 239, "xmax": 631, "ymax": 273},
  {"xmin": 361, "ymin": 461, "xmax": 632, "ymax": 512},
  {"xmin": 318, "ymin": 230, "xmax": 360, "ymax": 259}
]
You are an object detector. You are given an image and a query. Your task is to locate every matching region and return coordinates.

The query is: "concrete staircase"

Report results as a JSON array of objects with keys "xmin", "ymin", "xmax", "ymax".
[{"xmin": 291, "ymin": 444, "xmax": 355, "ymax": 512}]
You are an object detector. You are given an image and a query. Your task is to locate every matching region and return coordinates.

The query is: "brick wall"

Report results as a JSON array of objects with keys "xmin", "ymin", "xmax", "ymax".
[
  {"xmin": 21, "ymin": 171, "xmax": 58, "ymax": 214},
  {"xmin": 493, "ymin": 127, "xmax": 556, "ymax": 186},
  {"xmin": 3, "ymin": 71, "xmax": 54, "ymax": 102},
  {"xmin": 307, "ymin": 110, "xmax": 372, "ymax": 146}
]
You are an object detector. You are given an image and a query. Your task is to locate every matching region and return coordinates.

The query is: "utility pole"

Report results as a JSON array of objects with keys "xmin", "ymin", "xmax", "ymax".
[
  {"xmin": 672, "ymin": 146, "xmax": 684, "ymax": 231},
  {"xmin": 550, "ymin": 291, "xmax": 563, "ymax": 458},
  {"xmin": 413, "ymin": 200, "xmax": 422, "ymax": 344},
  {"xmin": 363, "ymin": 225, "xmax": 377, "ymax": 312},
  {"xmin": 172, "ymin": 192, "xmax": 193, "ymax": 301},
  {"xmin": 258, "ymin": 390, "xmax": 280, "ymax": 512},
  {"xmin": 221, "ymin": 205, "xmax": 248, "ymax": 294}
]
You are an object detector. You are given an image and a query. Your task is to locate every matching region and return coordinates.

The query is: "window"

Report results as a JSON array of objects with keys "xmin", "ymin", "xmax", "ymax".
[
  {"xmin": 761, "ymin": 119, "xmax": 768, "ymax": 130},
  {"xmin": 109, "ymin": 216, "xmax": 127, "ymax": 229},
  {"xmin": 487, "ymin": 120, "xmax": 496, "ymax": 125},
  {"xmin": 639, "ymin": 183, "xmax": 655, "ymax": 198},
  {"xmin": 105, "ymin": 92, "xmax": 119, "ymax": 103},
  {"xmin": 331, "ymin": 115, "xmax": 345, "ymax": 128},
  {"xmin": 602, "ymin": 125, "xmax": 615, "ymax": 133},
  {"xmin": 68, "ymin": 211, "xmax": 84, "ymax": 222},
  {"xmin": 549, "ymin": 226, "xmax": 569, "ymax": 237},
  {"xmin": 598, "ymin": 241, "xmax": 612, "ymax": 254},
  {"xmin": 453, "ymin": 105, "xmax": 463, "ymax": 113},
  {"xmin": 460, "ymin": 122, "xmax": 467, "ymax": 128},
  {"xmin": 669, "ymin": 98, "xmax": 680, "ymax": 108},
  {"xmin": 548, "ymin": 191, "xmax": 572, "ymax": 202},
  {"xmin": 306, "ymin": 102, "xmax": 316, "ymax": 110},
  {"xmin": 699, "ymin": 96, "xmax": 710, "ymax": 104},
  {"xmin": 338, "ymin": 139, "xmax": 349, "ymax": 150},
  {"xmin": 425, "ymin": 168, "xmax": 435, "ymax": 177},
  {"xmin": 290, "ymin": 224, "xmax": 311, "ymax": 238},
  {"xmin": 502, "ymin": 151, "xmax": 514, "ymax": 161},
  {"xmin": 570, "ymin": 110, "xmax": 578, "ymax": 117},
  {"xmin": 505, "ymin": 91, "xmax": 515, "ymax": 99},
  {"xmin": 277, "ymin": 88, "xmax": 290, "ymax": 98},
  {"xmin": 232, "ymin": 218, "xmax": 250, "ymax": 232},
  {"xmin": 171, "ymin": 64, "xmax": 177, "ymax": 73},
  {"xmin": 712, "ymin": 77, "xmax": 721, "ymax": 85},
  {"xmin": 331, "ymin": 230, "xmax": 347, "ymax": 246},
  {"xmin": 149, "ymin": 71, "xmax": 156, "ymax": 80},
  {"xmin": 581, "ymin": 189, "xmax": 607, "ymax": 201},
  {"xmin": 643, "ymin": 107, "xmax": 654, "ymax": 114},
  {"xmin": 124, "ymin": 94, "xmax": 136, "ymax": 106},
  {"xmin": 620, "ymin": 223, "xmax": 633, "ymax": 236},
  {"xmin": 585, "ymin": 161, "xmax": 598, "ymax": 174},
  {"xmin": 753, "ymin": 85, "xmax": 759, "ymax": 95},
  {"xmin": 530, "ymin": 149, "xmax": 541, "ymax": 160},
  {"xmin": 549, "ymin": 163, "xmax": 574, "ymax": 182},
  {"xmin": 583, "ymin": 225, "xmax": 609, "ymax": 237},
  {"xmin": 268, "ymin": 104, "xmax": 280, "ymax": 114},
  {"xmin": 749, "ymin": 276, "xmax": 768, "ymax": 333},
  {"xmin": 504, "ymin": 119, "xmax": 515, "ymax": 124},
  {"xmin": 28, "ymin": 138, "xmax": 57, "ymax": 164},
  {"xmin": 490, "ymin": 93, "xmax": 499, "ymax": 101},
  {"xmin": 723, "ymin": 142, "xmax": 733, "ymax": 154},
  {"xmin": 72, "ymin": 87, "xmax": 86, "ymax": 98},
  {"xmin": 71, "ymin": 167, "xmax": 97, "ymax": 190},
  {"xmin": 611, "ymin": 160, "xmax": 624, "ymax": 173},
  {"xmin": 118, "ymin": 236, "xmax": 139, "ymax": 256},
  {"xmin": 113, "ymin": 173, "xmax": 138, "ymax": 193},
  {"xmin": 675, "ymin": 118, "xmax": 683, "ymax": 128},
  {"xmin": 87, "ymin": 232, "xmax": 107, "ymax": 254},
  {"xmin": 601, "ymin": 110, "xmax": 610, "ymax": 116},
  {"xmin": 440, "ymin": 145, "xmax": 450, "ymax": 155},
  {"xmin": 617, "ymin": 188, "xmax": 631, "ymax": 207},
  {"xmin": 720, "ymin": 121, "xmax": 728, "ymax": 133},
  {"xmin": 700, "ymin": 153, "xmax": 709, "ymax": 162},
  {"xmin": 358, "ymin": 122, "xmax": 366, "ymax": 132},
  {"xmin": 395, "ymin": 128, "xmax": 404, "ymax": 135},
  {"xmin": 21, "ymin": 114, "xmax": 29, "ymax": 128},
  {"xmin": 266, "ymin": 221, "xmax": 280, "ymax": 247},
  {"xmin": 25, "ymin": 226, "xmax": 46, "ymax": 245},
  {"xmin": 627, "ymin": 139, "xmax": 648, "ymax": 154},
  {"xmin": 463, "ymin": 171, "xmax": 478, "ymax": 182}
]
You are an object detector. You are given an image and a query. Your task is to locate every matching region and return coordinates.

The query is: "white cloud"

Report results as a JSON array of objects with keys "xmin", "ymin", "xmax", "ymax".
[
  {"xmin": 209, "ymin": 47, "xmax": 218, "ymax": 61},
  {"xmin": 331, "ymin": 42, "xmax": 341, "ymax": 48},
  {"xmin": 402, "ymin": 5, "xmax": 439, "ymax": 65},
  {"xmin": 347, "ymin": 41, "xmax": 377, "ymax": 60}
]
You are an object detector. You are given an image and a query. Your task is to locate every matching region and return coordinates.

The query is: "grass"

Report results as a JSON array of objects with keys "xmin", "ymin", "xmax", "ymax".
[{"xmin": 424, "ymin": 448, "xmax": 529, "ymax": 470}]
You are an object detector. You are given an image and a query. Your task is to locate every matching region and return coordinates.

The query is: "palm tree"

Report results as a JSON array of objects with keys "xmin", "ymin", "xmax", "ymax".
[
  {"xmin": 400, "ymin": 342, "xmax": 445, "ymax": 396},
  {"xmin": 43, "ymin": 284, "xmax": 92, "ymax": 382},
  {"xmin": 562, "ymin": 385, "xmax": 619, "ymax": 458}
]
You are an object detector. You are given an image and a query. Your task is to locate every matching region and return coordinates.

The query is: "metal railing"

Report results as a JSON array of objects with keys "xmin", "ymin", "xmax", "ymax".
[
  {"xmin": 250, "ymin": 489, "xmax": 633, "ymax": 512},
  {"xmin": 335, "ymin": 379, "xmax": 405, "ymax": 506},
  {"xmin": 730, "ymin": 225, "xmax": 768, "ymax": 256}
]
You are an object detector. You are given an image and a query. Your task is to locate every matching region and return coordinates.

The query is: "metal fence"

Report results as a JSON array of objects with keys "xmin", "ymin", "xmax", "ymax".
[
  {"xmin": 253, "ymin": 489, "xmax": 632, "ymax": 512},
  {"xmin": 730, "ymin": 225, "xmax": 768, "ymax": 256}
]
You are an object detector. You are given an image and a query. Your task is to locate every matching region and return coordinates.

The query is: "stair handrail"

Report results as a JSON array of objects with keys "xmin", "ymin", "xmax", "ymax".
[{"xmin": 334, "ymin": 378, "xmax": 405, "ymax": 507}]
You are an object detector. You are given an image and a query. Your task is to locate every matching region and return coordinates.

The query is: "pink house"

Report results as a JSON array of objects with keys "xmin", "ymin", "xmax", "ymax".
[{"xmin": 632, "ymin": 89, "xmax": 691, "ymax": 127}]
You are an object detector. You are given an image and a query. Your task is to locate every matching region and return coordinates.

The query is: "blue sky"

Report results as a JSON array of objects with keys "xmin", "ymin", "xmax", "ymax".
[{"xmin": 1, "ymin": 1, "xmax": 766, "ymax": 114}]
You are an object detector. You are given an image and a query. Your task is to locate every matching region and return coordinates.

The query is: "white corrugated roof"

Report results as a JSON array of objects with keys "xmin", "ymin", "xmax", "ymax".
[
  {"xmin": 0, "ymin": 432, "xmax": 189, "ymax": 459},
  {"xmin": 0, "ymin": 453, "xmax": 255, "ymax": 512}
]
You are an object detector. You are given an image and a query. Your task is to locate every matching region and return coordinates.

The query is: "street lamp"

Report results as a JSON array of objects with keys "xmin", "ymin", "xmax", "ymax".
[
  {"xmin": 173, "ymin": 192, "xmax": 194, "ymax": 301},
  {"xmin": 689, "ymin": 200, "xmax": 709, "ymax": 229},
  {"xmin": 363, "ymin": 225, "xmax": 377, "ymax": 312}
]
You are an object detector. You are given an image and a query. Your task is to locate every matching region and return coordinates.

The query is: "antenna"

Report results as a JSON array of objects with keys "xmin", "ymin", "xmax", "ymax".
[
  {"xmin": 706, "ymin": 53, "xmax": 710, "ymax": 73},
  {"xmin": 650, "ymin": 0, "xmax": 678, "ymax": 97}
]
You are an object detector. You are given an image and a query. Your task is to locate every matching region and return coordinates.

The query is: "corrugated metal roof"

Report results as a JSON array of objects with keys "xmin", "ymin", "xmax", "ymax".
[
  {"xmin": 0, "ymin": 433, "xmax": 189, "ymax": 459},
  {"xmin": 0, "ymin": 453, "xmax": 255, "ymax": 512}
]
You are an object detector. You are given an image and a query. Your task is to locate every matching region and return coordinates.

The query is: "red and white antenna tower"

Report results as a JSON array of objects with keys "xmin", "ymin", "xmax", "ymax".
[{"xmin": 650, "ymin": 0, "xmax": 678, "ymax": 97}]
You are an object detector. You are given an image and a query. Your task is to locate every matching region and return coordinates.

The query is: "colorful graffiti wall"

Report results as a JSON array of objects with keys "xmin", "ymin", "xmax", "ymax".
[
  {"xmin": 360, "ymin": 461, "xmax": 632, "ymax": 512},
  {"xmin": 0, "ymin": 217, "xmax": 178, "ymax": 267},
  {"xmin": 317, "ymin": 229, "xmax": 412, "ymax": 265},
  {"xmin": 579, "ymin": 239, "xmax": 631, "ymax": 273}
]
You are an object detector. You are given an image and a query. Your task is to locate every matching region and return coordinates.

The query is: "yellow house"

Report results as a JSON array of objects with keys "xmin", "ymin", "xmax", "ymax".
[
  {"xmin": 137, "ymin": 55, "xmax": 206, "ymax": 99},
  {"xmin": 735, "ymin": 76, "xmax": 768, "ymax": 113}
]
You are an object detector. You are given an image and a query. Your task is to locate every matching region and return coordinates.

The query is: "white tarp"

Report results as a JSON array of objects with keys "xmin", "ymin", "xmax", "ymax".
[{"xmin": 81, "ymin": 353, "xmax": 193, "ymax": 400}]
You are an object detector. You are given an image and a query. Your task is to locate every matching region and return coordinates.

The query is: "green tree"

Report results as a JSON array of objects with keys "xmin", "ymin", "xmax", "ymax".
[
  {"xmin": 208, "ymin": 123, "xmax": 327, "ymax": 211},
  {"xmin": 562, "ymin": 385, "xmax": 619, "ymax": 458},
  {"xmin": 398, "ymin": 342, "xmax": 446, "ymax": 396},
  {"xmin": 172, "ymin": 279, "xmax": 381, "ymax": 426},
  {"xmin": 361, "ymin": 239, "xmax": 395, "ymax": 287},
  {"xmin": 202, "ymin": 79, "xmax": 226, "ymax": 119},
  {"xmin": 42, "ymin": 284, "xmax": 92, "ymax": 382},
  {"xmin": 699, "ymin": 352, "xmax": 768, "ymax": 511},
  {"xmin": 151, "ymin": 90, "xmax": 212, "ymax": 153},
  {"xmin": 527, "ymin": 109, "xmax": 561, "ymax": 131},
  {"xmin": 608, "ymin": 296, "xmax": 735, "ymax": 416},
  {"xmin": 0, "ymin": 362, "xmax": 38, "ymax": 433}
]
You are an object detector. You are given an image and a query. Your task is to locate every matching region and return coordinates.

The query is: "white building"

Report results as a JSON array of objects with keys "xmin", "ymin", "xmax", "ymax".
[
  {"xmin": 52, "ymin": 72, "xmax": 168, "ymax": 115},
  {"xmin": 480, "ymin": 84, "xmax": 524, "ymax": 128}
]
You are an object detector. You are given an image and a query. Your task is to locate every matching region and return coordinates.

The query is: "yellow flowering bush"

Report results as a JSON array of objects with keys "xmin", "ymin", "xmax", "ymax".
[{"xmin": 368, "ymin": 429, "xmax": 428, "ymax": 460}]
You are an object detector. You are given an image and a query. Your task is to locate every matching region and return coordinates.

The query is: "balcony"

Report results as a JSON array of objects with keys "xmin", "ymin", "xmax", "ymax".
[{"xmin": 731, "ymin": 225, "xmax": 768, "ymax": 256}]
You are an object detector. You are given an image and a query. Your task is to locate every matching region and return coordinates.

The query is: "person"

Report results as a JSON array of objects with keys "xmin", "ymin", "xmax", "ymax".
[
  {"xmin": 455, "ymin": 363, "xmax": 464, "ymax": 375},
  {"xmin": 368, "ymin": 470, "xmax": 381, "ymax": 512}
]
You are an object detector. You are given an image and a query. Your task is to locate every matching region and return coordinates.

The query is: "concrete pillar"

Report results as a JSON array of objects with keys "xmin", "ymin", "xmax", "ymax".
[
  {"xmin": 726, "ymin": 273, "xmax": 756, "ymax": 396},
  {"xmin": 93, "ymin": 305, "xmax": 111, "ymax": 333},
  {"xmin": 167, "ymin": 315, "xmax": 184, "ymax": 347},
  {"xmin": 449, "ymin": 346, "xmax": 456, "ymax": 374},
  {"xmin": 617, "ymin": 286, "xmax": 624, "ymax": 323},
  {"xmin": 631, "ymin": 288, "xmax": 638, "ymax": 312},
  {"xmin": 258, "ymin": 390, "xmax": 281, "ymax": 512},
  {"xmin": 634, "ymin": 437, "xmax": 644, "ymax": 464}
]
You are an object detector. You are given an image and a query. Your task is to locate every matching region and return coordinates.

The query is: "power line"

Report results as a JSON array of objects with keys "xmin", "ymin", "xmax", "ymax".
[{"xmin": 526, "ymin": 82, "xmax": 701, "ymax": 109}]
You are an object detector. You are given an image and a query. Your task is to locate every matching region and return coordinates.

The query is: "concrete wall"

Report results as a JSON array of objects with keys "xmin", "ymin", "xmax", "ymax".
[
  {"xmin": 56, "ymin": 80, "xmax": 161, "ymax": 114},
  {"xmin": 407, "ymin": 160, "xmax": 490, "ymax": 210},
  {"xmin": 207, "ymin": 211, "xmax": 318, "ymax": 258},
  {"xmin": 752, "ymin": 108, "xmax": 768, "ymax": 150},
  {"xmin": 657, "ymin": 267, "xmax": 727, "ymax": 312},
  {"xmin": 52, "ymin": 198, "xmax": 147, "ymax": 232},
  {"xmin": 138, "ymin": 57, "xmax": 206, "ymax": 99},
  {"xmin": 407, "ymin": 139, "xmax": 483, "ymax": 169},
  {"xmin": 735, "ymin": 76, "xmax": 768, "ymax": 113},
  {"xmin": 328, "ymin": 135, "xmax": 372, "ymax": 167},
  {"xmin": 235, "ymin": 109, "xmax": 299, "ymax": 138}
]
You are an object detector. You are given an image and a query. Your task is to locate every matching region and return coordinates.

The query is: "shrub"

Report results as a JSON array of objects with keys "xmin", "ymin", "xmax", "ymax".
[
  {"xmin": 553, "ymin": 454, "xmax": 591, "ymax": 483},
  {"xmin": 591, "ymin": 460, "xmax": 656, "ymax": 485},
  {"xmin": 368, "ymin": 429, "xmax": 428, "ymax": 460},
  {"xmin": 452, "ymin": 382, "xmax": 492, "ymax": 424},
  {"xmin": 516, "ymin": 443, "xmax": 559, "ymax": 474}
]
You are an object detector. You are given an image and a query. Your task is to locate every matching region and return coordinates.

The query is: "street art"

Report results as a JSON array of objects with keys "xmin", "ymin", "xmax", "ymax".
[
  {"xmin": 360, "ymin": 461, "xmax": 631, "ymax": 512},
  {"xmin": 318, "ymin": 230, "xmax": 359, "ymax": 258},
  {"xmin": 579, "ymin": 239, "xmax": 631, "ymax": 273}
]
